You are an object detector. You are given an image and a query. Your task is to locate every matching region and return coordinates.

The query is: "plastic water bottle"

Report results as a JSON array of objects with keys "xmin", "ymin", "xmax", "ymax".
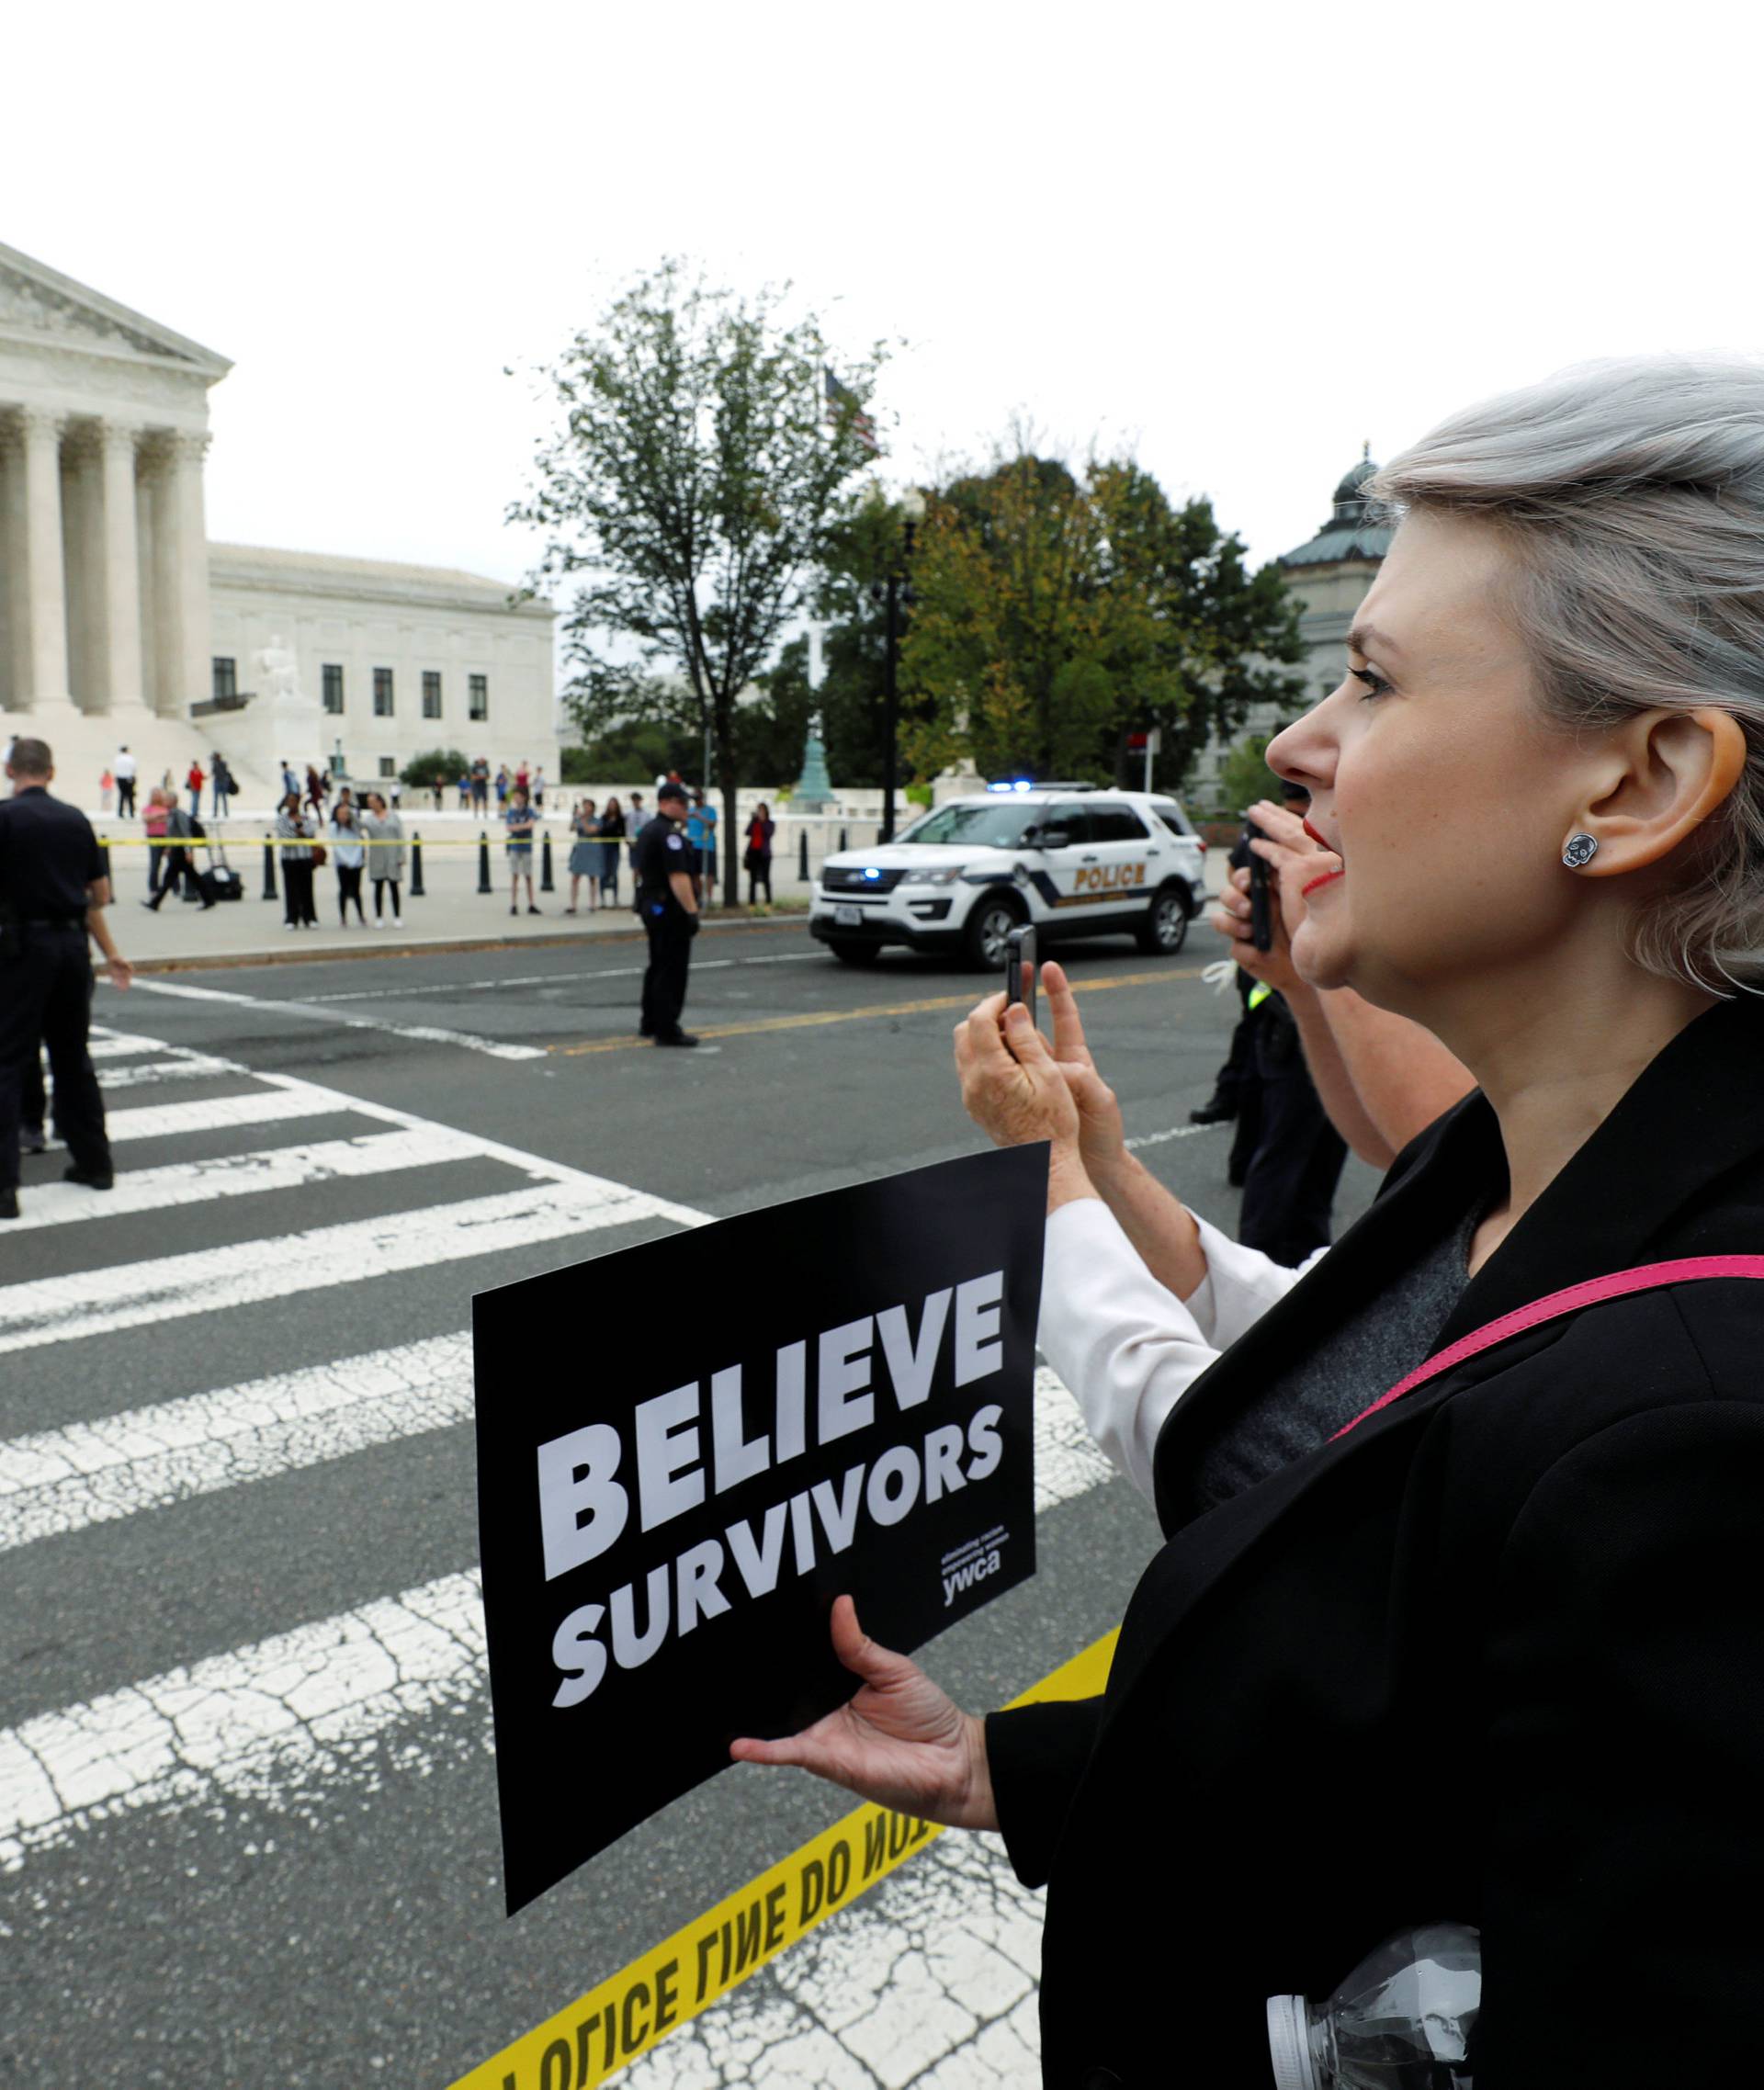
[{"xmin": 1265, "ymin": 1922, "xmax": 1480, "ymax": 2088}]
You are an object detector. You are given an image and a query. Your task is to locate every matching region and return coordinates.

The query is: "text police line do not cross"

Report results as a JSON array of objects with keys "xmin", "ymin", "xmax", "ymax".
[{"xmin": 473, "ymin": 1146, "xmax": 1047, "ymax": 1915}]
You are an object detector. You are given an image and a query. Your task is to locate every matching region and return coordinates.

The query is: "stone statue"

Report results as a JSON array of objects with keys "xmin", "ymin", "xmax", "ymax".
[{"xmin": 255, "ymin": 633, "xmax": 301, "ymax": 708}]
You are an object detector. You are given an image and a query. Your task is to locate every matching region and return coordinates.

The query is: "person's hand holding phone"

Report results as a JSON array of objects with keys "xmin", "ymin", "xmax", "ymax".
[
  {"xmin": 1211, "ymin": 799, "xmax": 1334, "ymax": 994},
  {"xmin": 954, "ymin": 987, "xmax": 1093, "ymax": 1214},
  {"xmin": 1040, "ymin": 960, "xmax": 1127, "ymax": 1183}
]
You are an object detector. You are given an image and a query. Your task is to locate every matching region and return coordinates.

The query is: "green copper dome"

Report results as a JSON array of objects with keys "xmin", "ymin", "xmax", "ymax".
[{"xmin": 1279, "ymin": 446, "xmax": 1394, "ymax": 570}]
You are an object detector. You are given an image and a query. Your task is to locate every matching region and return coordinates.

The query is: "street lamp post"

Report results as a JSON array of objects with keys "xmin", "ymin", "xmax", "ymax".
[{"xmin": 880, "ymin": 488, "xmax": 927, "ymax": 843}]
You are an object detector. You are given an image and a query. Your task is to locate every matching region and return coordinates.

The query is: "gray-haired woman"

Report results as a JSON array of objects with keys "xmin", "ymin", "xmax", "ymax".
[
  {"xmin": 740, "ymin": 356, "xmax": 1764, "ymax": 2084},
  {"xmin": 361, "ymin": 793, "xmax": 406, "ymax": 926}
]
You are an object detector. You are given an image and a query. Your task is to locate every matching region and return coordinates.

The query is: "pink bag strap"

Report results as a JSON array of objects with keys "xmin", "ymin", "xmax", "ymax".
[{"xmin": 1331, "ymin": 1255, "xmax": 1764, "ymax": 1441}]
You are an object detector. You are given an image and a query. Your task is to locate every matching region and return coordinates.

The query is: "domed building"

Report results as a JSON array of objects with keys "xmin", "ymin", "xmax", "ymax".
[
  {"xmin": 1189, "ymin": 447, "xmax": 1393, "ymax": 802},
  {"xmin": 1274, "ymin": 446, "xmax": 1396, "ymax": 708}
]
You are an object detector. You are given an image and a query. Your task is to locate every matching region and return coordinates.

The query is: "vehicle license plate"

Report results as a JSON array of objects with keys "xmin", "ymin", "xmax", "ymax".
[{"xmin": 834, "ymin": 905, "xmax": 864, "ymax": 927}]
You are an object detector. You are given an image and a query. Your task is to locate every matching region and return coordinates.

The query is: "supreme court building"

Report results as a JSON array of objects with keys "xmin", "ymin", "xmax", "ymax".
[{"xmin": 0, "ymin": 239, "xmax": 556, "ymax": 805}]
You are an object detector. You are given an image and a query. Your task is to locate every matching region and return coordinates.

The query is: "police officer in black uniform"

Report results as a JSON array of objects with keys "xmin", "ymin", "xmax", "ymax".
[
  {"xmin": 633, "ymin": 779, "xmax": 701, "ymax": 1047},
  {"xmin": 0, "ymin": 737, "xmax": 132, "ymax": 1220}
]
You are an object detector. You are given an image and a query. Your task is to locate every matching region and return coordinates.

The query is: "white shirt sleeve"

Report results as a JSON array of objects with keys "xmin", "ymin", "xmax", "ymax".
[{"xmin": 1037, "ymin": 1199, "xmax": 1329, "ymax": 1504}]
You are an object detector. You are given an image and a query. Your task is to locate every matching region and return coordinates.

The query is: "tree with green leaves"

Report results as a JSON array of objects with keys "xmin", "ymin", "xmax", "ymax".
[
  {"xmin": 897, "ymin": 447, "xmax": 1306, "ymax": 792},
  {"xmin": 512, "ymin": 261, "xmax": 887, "ymax": 896},
  {"xmin": 747, "ymin": 489, "xmax": 915, "ymax": 787}
]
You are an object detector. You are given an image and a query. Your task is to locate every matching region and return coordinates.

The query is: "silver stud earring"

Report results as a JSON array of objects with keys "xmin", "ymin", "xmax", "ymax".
[{"xmin": 1562, "ymin": 832, "xmax": 1599, "ymax": 869}]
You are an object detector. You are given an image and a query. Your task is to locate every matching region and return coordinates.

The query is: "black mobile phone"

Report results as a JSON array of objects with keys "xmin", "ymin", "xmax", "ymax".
[
  {"xmin": 1245, "ymin": 821, "xmax": 1273, "ymax": 953},
  {"xmin": 1004, "ymin": 923, "xmax": 1038, "ymax": 1025}
]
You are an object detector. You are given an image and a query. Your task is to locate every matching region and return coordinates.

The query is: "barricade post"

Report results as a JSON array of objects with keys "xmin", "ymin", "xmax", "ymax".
[
  {"xmin": 540, "ymin": 830, "xmax": 556, "ymax": 894},
  {"xmin": 797, "ymin": 830, "xmax": 808, "ymax": 882},
  {"xmin": 838, "ymin": 825, "xmax": 848, "ymax": 853},
  {"xmin": 261, "ymin": 833, "xmax": 278, "ymax": 901},
  {"xmin": 410, "ymin": 831, "xmax": 425, "ymax": 897},
  {"xmin": 477, "ymin": 830, "xmax": 492, "ymax": 894}
]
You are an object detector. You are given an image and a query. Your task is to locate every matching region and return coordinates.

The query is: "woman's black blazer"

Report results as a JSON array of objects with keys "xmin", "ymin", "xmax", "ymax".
[{"xmin": 988, "ymin": 994, "xmax": 1764, "ymax": 2089}]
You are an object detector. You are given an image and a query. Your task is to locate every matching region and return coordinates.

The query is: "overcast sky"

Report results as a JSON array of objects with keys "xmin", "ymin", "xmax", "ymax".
[{"xmin": 6, "ymin": 0, "xmax": 1760, "ymax": 618}]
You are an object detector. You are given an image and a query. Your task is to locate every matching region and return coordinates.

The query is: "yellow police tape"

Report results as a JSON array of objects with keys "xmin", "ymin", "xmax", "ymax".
[
  {"xmin": 448, "ymin": 1627, "xmax": 1118, "ymax": 2090},
  {"xmin": 100, "ymin": 834, "xmax": 544, "ymax": 848}
]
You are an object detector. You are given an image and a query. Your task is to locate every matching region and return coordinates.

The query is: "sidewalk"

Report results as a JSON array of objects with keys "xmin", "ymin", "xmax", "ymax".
[{"xmin": 93, "ymin": 812, "xmax": 806, "ymax": 970}]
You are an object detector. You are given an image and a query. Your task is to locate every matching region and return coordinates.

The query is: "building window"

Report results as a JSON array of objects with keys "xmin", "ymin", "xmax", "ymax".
[
  {"xmin": 373, "ymin": 668, "xmax": 394, "ymax": 717},
  {"xmin": 211, "ymin": 657, "xmax": 237, "ymax": 701},
  {"xmin": 379, "ymin": 756, "xmax": 397, "ymax": 778},
  {"xmin": 469, "ymin": 673, "xmax": 488, "ymax": 722},
  {"xmin": 422, "ymin": 670, "xmax": 443, "ymax": 720},
  {"xmin": 322, "ymin": 663, "xmax": 345, "ymax": 716}
]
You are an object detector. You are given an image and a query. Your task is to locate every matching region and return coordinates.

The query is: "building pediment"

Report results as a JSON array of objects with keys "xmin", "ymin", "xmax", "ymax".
[{"xmin": 0, "ymin": 240, "xmax": 231, "ymax": 381}]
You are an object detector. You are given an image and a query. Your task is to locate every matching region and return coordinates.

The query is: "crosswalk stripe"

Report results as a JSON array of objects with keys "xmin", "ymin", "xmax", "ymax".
[
  {"xmin": 96, "ymin": 1055, "xmax": 242, "ymax": 1090},
  {"xmin": 0, "ymin": 1332, "xmax": 471, "ymax": 1546},
  {"xmin": 131, "ymin": 976, "xmax": 548, "ymax": 1062},
  {"xmin": 103, "ymin": 1086, "xmax": 356, "ymax": 1145},
  {"xmin": 0, "ymin": 1181, "xmax": 692, "ymax": 1354},
  {"xmin": 5, "ymin": 1127, "xmax": 486, "ymax": 1232},
  {"xmin": 0, "ymin": 1368, "xmax": 1109, "ymax": 1869},
  {"xmin": 86, "ymin": 1033, "xmax": 175, "ymax": 1059}
]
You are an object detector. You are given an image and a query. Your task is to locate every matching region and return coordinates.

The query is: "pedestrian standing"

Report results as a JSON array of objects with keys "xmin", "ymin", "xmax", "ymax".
[
  {"xmin": 495, "ymin": 765, "xmax": 509, "ymax": 810},
  {"xmin": 432, "ymin": 772, "xmax": 445, "ymax": 812},
  {"xmin": 470, "ymin": 756, "xmax": 489, "ymax": 811},
  {"xmin": 389, "ymin": 774, "xmax": 402, "ymax": 810},
  {"xmin": 361, "ymin": 793, "xmax": 406, "ymax": 926},
  {"xmin": 114, "ymin": 746, "xmax": 137, "ymax": 819},
  {"xmin": 566, "ymin": 797, "xmax": 601, "ymax": 914},
  {"xmin": 685, "ymin": 791, "xmax": 707, "ymax": 892},
  {"xmin": 633, "ymin": 779, "xmax": 700, "ymax": 1047},
  {"xmin": 211, "ymin": 755, "xmax": 232, "ymax": 820},
  {"xmin": 0, "ymin": 736, "xmax": 131, "ymax": 1221},
  {"xmin": 533, "ymin": 763, "xmax": 546, "ymax": 811},
  {"xmin": 458, "ymin": 770, "xmax": 470, "ymax": 810},
  {"xmin": 505, "ymin": 785, "xmax": 540, "ymax": 915},
  {"xmin": 142, "ymin": 786, "xmax": 170, "ymax": 896},
  {"xmin": 186, "ymin": 760, "xmax": 205, "ymax": 820},
  {"xmin": 330, "ymin": 800, "xmax": 368, "ymax": 926},
  {"xmin": 598, "ymin": 796, "xmax": 626, "ymax": 907},
  {"xmin": 99, "ymin": 768, "xmax": 114, "ymax": 815},
  {"xmin": 699, "ymin": 791, "xmax": 718, "ymax": 900},
  {"xmin": 743, "ymin": 801, "xmax": 775, "ymax": 911},
  {"xmin": 277, "ymin": 792, "xmax": 318, "ymax": 929}
]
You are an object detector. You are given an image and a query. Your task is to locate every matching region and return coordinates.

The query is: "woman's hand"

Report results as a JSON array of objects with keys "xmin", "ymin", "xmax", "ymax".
[
  {"xmin": 954, "ymin": 988, "xmax": 1096, "ymax": 1209},
  {"xmin": 729, "ymin": 1597, "xmax": 998, "ymax": 1830},
  {"xmin": 1209, "ymin": 798, "xmax": 1334, "ymax": 996},
  {"xmin": 1041, "ymin": 962, "xmax": 1127, "ymax": 1182}
]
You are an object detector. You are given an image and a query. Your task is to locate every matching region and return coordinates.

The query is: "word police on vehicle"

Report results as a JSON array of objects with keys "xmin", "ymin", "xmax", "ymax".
[{"xmin": 808, "ymin": 782, "xmax": 1206, "ymax": 969}]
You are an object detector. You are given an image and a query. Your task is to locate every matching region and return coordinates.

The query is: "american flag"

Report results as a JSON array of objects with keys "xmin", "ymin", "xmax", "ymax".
[{"xmin": 824, "ymin": 367, "xmax": 879, "ymax": 456}]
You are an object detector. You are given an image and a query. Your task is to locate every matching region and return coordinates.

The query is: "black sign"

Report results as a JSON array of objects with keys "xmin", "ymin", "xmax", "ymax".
[{"xmin": 473, "ymin": 1145, "xmax": 1047, "ymax": 1915}]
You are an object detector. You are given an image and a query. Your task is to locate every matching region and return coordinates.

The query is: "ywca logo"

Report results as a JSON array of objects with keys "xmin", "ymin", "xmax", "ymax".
[{"xmin": 941, "ymin": 1525, "xmax": 1008, "ymax": 1608}]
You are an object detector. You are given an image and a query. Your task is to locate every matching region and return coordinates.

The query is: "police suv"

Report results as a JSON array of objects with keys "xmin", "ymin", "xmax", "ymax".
[{"xmin": 809, "ymin": 784, "xmax": 1207, "ymax": 969}]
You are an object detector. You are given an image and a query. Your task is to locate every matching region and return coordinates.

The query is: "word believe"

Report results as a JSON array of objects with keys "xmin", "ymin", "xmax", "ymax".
[{"xmin": 536, "ymin": 1272, "xmax": 1004, "ymax": 1579}]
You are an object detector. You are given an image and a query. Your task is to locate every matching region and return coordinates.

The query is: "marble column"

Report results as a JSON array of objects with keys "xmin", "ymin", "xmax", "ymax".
[
  {"xmin": 147, "ymin": 430, "xmax": 210, "ymax": 717},
  {"xmin": 60, "ymin": 421, "xmax": 105, "ymax": 711},
  {"xmin": 18, "ymin": 407, "xmax": 71, "ymax": 710},
  {"xmin": 99, "ymin": 421, "xmax": 145, "ymax": 714}
]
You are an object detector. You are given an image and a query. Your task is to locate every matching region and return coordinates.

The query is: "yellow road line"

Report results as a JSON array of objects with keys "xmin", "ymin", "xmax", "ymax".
[
  {"xmin": 552, "ymin": 966, "xmax": 1202, "ymax": 1056},
  {"xmin": 449, "ymin": 1628, "xmax": 1118, "ymax": 2090}
]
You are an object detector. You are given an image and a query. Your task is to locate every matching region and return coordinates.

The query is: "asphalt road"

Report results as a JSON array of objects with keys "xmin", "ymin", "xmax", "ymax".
[{"xmin": 0, "ymin": 920, "xmax": 1381, "ymax": 2089}]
